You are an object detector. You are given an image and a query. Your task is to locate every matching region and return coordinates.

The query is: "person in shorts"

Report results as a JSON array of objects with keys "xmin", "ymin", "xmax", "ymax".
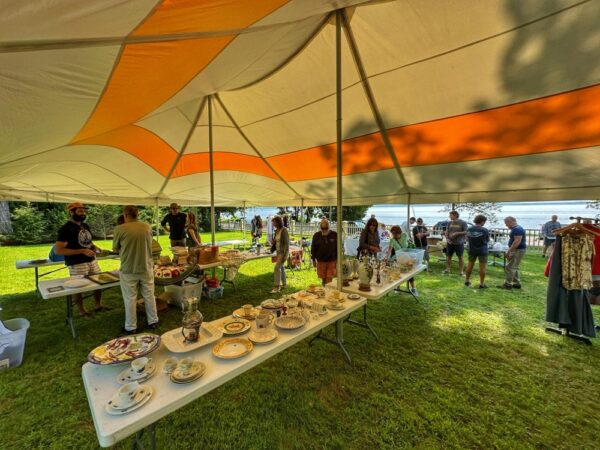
[
  {"xmin": 55, "ymin": 202, "xmax": 108, "ymax": 316},
  {"xmin": 444, "ymin": 210, "xmax": 468, "ymax": 275},
  {"xmin": 311, "ymin": 218, "xmax": 337, "ymax": 285},
  {"xmin": 464, "ymin": 215, "xmax": 490, "ymax": 288}
]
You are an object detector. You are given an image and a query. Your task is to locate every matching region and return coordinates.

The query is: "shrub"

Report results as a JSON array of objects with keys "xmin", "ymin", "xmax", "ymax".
[{"xmin": 9, "ymin": 205, "xmax": 45, "ymax": 244}]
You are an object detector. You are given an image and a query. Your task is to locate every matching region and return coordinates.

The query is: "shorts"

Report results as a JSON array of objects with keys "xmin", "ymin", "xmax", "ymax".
[
  {"xmin": 170, "ymin": 239, "xmax": 186, "ymax": 247},
  {"xmin": 316, "ymin": 260, "xmax": 336, "ymax": 279},
  {"xmin": 446, "ymin": 243, "xmax": 464, "ymax": 258},
  {"xmin": 468, "ymin": 253, "xmax": 488, "ymax": 264},
  {"xmin": 544, "ymin": 238, "xmax": 556, "ymax": 247},
  {"xmin": 68, "ymin": 260, "xmax": 101, "ymax": 276}
]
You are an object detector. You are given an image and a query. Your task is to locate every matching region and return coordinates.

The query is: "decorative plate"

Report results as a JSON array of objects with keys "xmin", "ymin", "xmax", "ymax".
[
  {"xmin": 232, "ymin": 307, "xmax": 261, "ymax": 320},
  {"xmin": 326, "ymin": 302, "xmax": 345, "ymax": 311},
  {"xmin": 219, "ymin": 319, "xmax": 251, "ymax": 336},
  {"xmin": 212, "ymin": 338, "xmax": 253, "ymax": 359},
  {"xmin": 105, "ymin": 386, "xmax": 153, "ymax": 415},
  {"xmin": 161, "ymin": 324, "xmax": 223, "ymax": 353},
  {"xmin": 261, "ymin": 299, "xmax": 283, "ymax": 309},
  {"xmin": 247, "ymin": 329, "xmax": 278, "ymax": 345},
  {"xmin": 347, "ymin": 293, "xmax": 361, "ymax": 300},
  {"xmin": 63, "ymin": 278, "xmax": 92, "ymax": 289},
  {"xmin": 275, "ymin": 315, "xmax": 306, "ymax": 330},
  {"xmin": 87, "ymin": 333, "xmax": 160, "ymax": 365},
  {"xmin": 117, "ymin": 360, "xmax": 157, "ymax": 384},
  {"xmin": 170, "ymin": 361, "xmax": 206, "ymax": 383},
  {"xmin": 291, "ymin": 291, "xmax": 317, "ymax": 301}
]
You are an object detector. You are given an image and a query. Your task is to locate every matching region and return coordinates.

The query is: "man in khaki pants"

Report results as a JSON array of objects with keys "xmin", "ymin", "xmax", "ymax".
[
  {"xmin": 497, "ymin": 216, "xmax": 527, "ymax": 290},
  {"xmin": 113, "ymin": 205, "xmax": 158, "ymax": 334}
]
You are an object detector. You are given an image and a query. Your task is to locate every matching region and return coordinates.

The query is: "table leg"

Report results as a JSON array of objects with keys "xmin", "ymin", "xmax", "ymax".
[
  {"xmin": 132, "ymin": 423, "xmax": 156, "ymax": 450},
  {"xmin": 35, "ymin": 267, "xmax": 39, "ymax": 290},
  {"xmin": 308, "ymin": 320, "xmax": 352, "ymax": 364},
  {"xmin": 345, "ymin": 304, "xmax": 379, "ymax": 340},
  {"xmin": 66, "ymin": 295, "xmax": 76, "ymax": 339},
  {"xmin": 393, "ymin": 285, "xmax": 420, "ymax": 304}
]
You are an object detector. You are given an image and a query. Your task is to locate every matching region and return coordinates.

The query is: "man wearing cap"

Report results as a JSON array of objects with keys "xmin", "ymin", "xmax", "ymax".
[
  {"xmin": 55, "ymin": 202, "xmax": 108, "ymax": 316},
  {"xmin": 113, "ymin": 205, "xmax": 159, "ymax": 333},
  {"xmin": 310, "ymin": 218, "xmax": 337, "ymax": 285},
  {"xmin": 161, "ymin": 203, "xmax": 187, "ymax": 247}
]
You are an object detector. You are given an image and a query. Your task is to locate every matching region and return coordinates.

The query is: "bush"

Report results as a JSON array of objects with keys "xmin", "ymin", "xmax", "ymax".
[
  {"xmin": 44, "ymin": 207, "xmax": 69, "ymax": 242},
  {"xmin": 9, "ymin": 205, "xmax": 45, "ymax": 244}
]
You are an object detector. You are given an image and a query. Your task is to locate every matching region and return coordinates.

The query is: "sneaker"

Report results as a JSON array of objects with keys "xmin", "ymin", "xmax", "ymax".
[
  {"xmin": 460, "ymin": 272, "xmax": 466, "ymax": 277},
  {"xmin": 496, "ymin": 283, "xmax": 513, "ymax": 290},
  {"xmin": 147, "ymin": 322, "xmax": 159, "ymax": 330},
  {"xmin": 409, "ymin": 287, "xmax": 419, "ymax": 297},
  {"xmin": 442, "ymin": 269, "xmax": 450, "ymax": 274},
  {"xmin": 270, "ymin": 287, "xmax": 281, "ymax": 294},
  {"xmin": 121, "ymin": 327, "xmax": 138, "ymax": 335},
  {"xmin": 465, "ymin": 280, "xmax": 471, "ymax": 287},
  {"xmin": 479, "ymin": 284, "xmax": 489, "ymax": 289},
  {"xmin": 512, "ymin": 284, "xmax": 522, "ymax": 289}
]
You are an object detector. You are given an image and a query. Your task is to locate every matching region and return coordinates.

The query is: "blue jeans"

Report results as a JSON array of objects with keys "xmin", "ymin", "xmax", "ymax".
[{"xmin": 274, "ymin": 253, "xmax": 287, "ymax": 287}]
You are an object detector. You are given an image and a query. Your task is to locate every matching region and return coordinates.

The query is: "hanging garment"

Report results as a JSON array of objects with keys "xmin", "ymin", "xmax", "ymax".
[
  {"xmin": 546, "ymin": 235, "xmax": 596, "ymax": 338},
  {"xmin": 583, "ymin": 224, "xmax": 600, "ymax": 276},
  {"xmin": 561, "ymin": 233, "xmax": 594, "ymax": 290}
]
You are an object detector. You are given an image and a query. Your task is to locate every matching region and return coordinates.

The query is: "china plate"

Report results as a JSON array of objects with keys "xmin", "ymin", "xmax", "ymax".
[
  {"xmin": 275, "ymin": 315, "xmax": 306, "ymax": 330},
  {"xmin": 87, "ymin": 333, "xmax": 160, "ymax": 365},
  {"xmin": 219, "ymin": 319, "xmax": 251, "ymax": 336},
  {"xmin": 347, "ymin": 293, "xmax": 361, "ymax": 300},
  {"xmin": 261, "ymin": 299, "xmax": 283, "ymax": 309},
  {"xmin": 291, "ymin": 291, "xmax": 317, "ymax": 301},
  {"xmin": 326, "ymin": 302, "xmax": 345, "ymax": 311},
  {"xmin": 63, "ymin": 278, "xmax": 92, "ymax": 289},
  {"xmin": 170, "ymin": 361, "xmax": 206, "ymax": 383},
  {"xmin": 232, "ymin": 307, "xmax": 261, "ymax": 320},
  {"xmin": 247, "ymin": 329, "xmax": 278, "ymax": 345},
  {"xmin": 161, "ymin": 324, "xmax": 223, "ymax": 353},
  {"xmin": 212, "ymin": 338, "xmax": 253, "ymax": 359},
  {"xmin": 117, "ymin": 360, "xmax": 157, "ymax": 384},
  {"xmin": 106, "ymin": 386, "xmax": 153, "ymax": 415}
]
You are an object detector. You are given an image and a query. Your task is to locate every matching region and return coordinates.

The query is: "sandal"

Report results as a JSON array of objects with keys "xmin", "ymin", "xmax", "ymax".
[{"xmin": 94, "ymin": 306, "xmax": 113, "ymax": 312}]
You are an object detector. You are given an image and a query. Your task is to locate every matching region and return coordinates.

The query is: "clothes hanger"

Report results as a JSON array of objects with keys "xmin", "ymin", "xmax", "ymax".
[{"xmin": 554, "ymin": 220, "xmax": 600, "ymax": 237}]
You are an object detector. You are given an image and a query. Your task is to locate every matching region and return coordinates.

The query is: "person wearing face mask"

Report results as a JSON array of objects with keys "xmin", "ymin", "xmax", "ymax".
[
  {"xmin": 310, "ymin": 218, "xmax": 338, "ymax": 285},
  {"xmin": 55, "ymin": 202, "xmax": 109, "ymax": 316}
]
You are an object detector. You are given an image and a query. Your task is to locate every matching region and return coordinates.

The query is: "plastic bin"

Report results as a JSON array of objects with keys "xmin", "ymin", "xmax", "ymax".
[
  {"xmin": 204, "ymin": 286, "xmax": 224, "ymax": 300},
  {"xmin": 395, "ymin": 249, "xmax": 426, "ymax": 266},
  {"xmin": 164, "ymin": 280, "xmax": 203, "ymax": 309},
  {"xmin": 0, "ymin": 318, "xmax": 30, "ymax": 370}
]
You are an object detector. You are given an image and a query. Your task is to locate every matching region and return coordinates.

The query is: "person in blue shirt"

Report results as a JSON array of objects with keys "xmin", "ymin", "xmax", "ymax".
[
  {"xmin": 465, "ymin": 215, "xmax": 490, "ymax": 288},
  {"xmin": 497, "ymin": 216, "xmax": 527, "ymax": 290}
]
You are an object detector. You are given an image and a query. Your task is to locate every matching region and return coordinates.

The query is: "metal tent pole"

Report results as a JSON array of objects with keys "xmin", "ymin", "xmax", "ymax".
[
  {"xmin": 154, "ymin": 197, "xmax": 160, "ymax": 238},
  {"xmin": 300, "ymin": 198, "xmax": 304, "ymax": 238},
  {"xmin": 208, "ymin": 96, "xmax": 216, "ymax": 247},
  {"xmin": 335, "ymin": 10, "xmax": 343, "ymax": 292}
]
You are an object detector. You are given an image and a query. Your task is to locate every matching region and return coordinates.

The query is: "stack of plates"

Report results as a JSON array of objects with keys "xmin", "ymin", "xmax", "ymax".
[
  {"xmin": 170, "ymin": 361, "xmax": 206, "ymax": 384},
  {"xmin": 247, "ymin": 329, "xmax": 278, "ymax": 345},
  {"xmin": 117, "ymin": 360, "xmax": 157, "ymax": 384},
  {"xmin": 105, "ymin": 386, "xmax": 153, "ymax": 415}
]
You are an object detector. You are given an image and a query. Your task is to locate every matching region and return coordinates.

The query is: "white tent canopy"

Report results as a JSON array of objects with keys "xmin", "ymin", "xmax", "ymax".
[{"xmin": 1, "ymin": 0, "xmax": 599, "ymax": 206}]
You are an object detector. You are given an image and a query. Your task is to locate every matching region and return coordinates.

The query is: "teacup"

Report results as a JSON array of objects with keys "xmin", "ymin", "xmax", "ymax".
[
  {"xmin": 242, "ymin": 304, "xmax": 253, "ymax": 316},
  {"xmin": 311, "ymin": 302, "xmax": 326, "ymax": 314},
  {"xmin": 333, "ymin": 290, "xmax": 342, "ymax": 300},
  {"xmin": 131, "ymin": 357, "xmax": 151, "ymax": 374},
  {"xmin": 255, "ymin": 313, "xmax": 274, "ymax": 331},
  {"xmin": 328, "ymin": 297, "xmax": 339, "ymax": 307},
  {"xmin": 118, "ymin": 382, "xmax": 139, "ymax": 405},
  {"xmin": 179, "ymin": 357, "xmax": 194, "ymax": 376},
  {"xmin": 308, "ymin": 284, "xmax": 317, "ymax": 293},
  {"xmin": 163, "ymin": 357, "xmax": 178, "ymax": 374}
]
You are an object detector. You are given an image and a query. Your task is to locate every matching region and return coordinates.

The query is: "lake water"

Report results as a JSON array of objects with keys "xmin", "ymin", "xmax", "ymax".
[{"xmin": 245, "ymin": 201, "xmax": 598, "ymax": 230}]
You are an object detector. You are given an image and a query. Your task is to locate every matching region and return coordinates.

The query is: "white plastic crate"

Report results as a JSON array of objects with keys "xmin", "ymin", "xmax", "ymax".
[
  {"xmin": 164, "ymin": 280, "xmax": 203, "ymax": 308},
  {"xmin": 394, "ymin": 249, "xmax": 426, "ymax": 266},
  {"xmin": 0, "ymin": 318, "xmax": 30, "ymax": 370}
]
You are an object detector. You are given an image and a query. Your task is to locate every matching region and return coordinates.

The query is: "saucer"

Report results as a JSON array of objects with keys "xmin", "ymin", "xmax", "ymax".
[
  {"xmin": 106, "ymin": 386, "xmax": 153, "ymax": 415},
  {"xmin": 326, "ymin": 302, "xmax": 345, "ymax": 310},
  {"xmin": 170, "ymin": 361, "xmax": 206, "ymax": 383},
  {"xmin": 347, "ymin": 293, "xmax": 361, "ymax": 300},
  {"xmin": 232, "ymin": 307, "xmax": 260, "ymax": 320},
  {"xmin": 219, "ymin": 319, "xmax": 251, "ymax": 336},
  {"xmin": 247, "ymin": 329, "xmax": 278, "ymax": 345},
  {"xmin": 117, "ymin": 360, "xmax": 157, "ymax": 384}
]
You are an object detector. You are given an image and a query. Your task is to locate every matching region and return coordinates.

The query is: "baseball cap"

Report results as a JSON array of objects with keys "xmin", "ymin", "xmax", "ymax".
[
  {"xmin": 66, "ymin": 202, "xmax": 87, "ymax": 211},
  {"xmin": 169, "ymin": 203, "xmax": 180, "ymax": 209}
]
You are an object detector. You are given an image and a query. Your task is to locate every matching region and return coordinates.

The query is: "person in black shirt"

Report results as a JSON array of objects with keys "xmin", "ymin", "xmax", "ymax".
[
  {"xmin": 464, "ymin": 214, "xmax": 490, "ymax": 288},
  {"xmin": 55, "ymin": 202, "xmax": 108, "ymax": 316},
  {"xmin": 412, "ymin": 218, "xmax": 430, "ymax": 268},
  {"xmin": 161, "ymin": 203, "xmax": 187, "ymax": 247},
  {"xmin": 310, "ymin": 218, "xmax": 338, "ymax": 285}
]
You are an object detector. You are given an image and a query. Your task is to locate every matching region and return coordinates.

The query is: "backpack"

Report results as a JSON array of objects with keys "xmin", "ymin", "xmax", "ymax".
[{"xmin": 48, "ymin": 245, "xmax": 65, "ymax": 262}]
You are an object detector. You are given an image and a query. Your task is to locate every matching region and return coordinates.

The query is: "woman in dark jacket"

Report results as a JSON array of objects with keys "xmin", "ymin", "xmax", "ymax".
[
  {"xmin": 358, "ymin": 217, "xmax": 381, "ymax": 257},
  {"xmin": 270, "ymin": 215, "xmax": 289, "ymax": 293},
  {"xmin": 311, "ymin": 218, "xmax": 337, "ymax": 285}
]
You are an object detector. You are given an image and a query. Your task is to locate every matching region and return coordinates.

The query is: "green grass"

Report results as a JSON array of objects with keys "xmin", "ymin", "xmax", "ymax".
[{"xmin": 1, "ymin": 231, "xmax": 599, "ymax": 449}]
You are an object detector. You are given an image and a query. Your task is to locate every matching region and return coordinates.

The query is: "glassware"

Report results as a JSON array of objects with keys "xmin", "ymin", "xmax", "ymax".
[{"xmin": 181, "ymin": 297, "xmax": 203, "ymax": 343}]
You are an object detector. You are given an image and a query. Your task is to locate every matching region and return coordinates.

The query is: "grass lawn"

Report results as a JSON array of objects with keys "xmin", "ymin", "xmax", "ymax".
[{"xmin": 1, "ymin": 231, "xmax": 599, "ymax": 449}]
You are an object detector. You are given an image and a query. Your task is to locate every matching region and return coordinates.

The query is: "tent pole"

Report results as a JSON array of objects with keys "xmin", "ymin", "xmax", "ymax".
[
  {"xmin": 154, "ymin": 197, "xmax": 160, "ymax": 238},
  {"xmin": 335, "ymin": 9, "xmax": 343, "ymax": 291},
  {"xmin": 407, "ymin": 193, "xmax": 411, "ymax": 242},
  {"xmin": 300, "ymin": 198, "xmax": 304, "ymax": 238},
  {"xmin": 208, "ymin": 95, "xmax": 216, "ymax": 246},
  {"xmin": 242, "ymin": 201, "xmax": 246, "ymax": 243}
]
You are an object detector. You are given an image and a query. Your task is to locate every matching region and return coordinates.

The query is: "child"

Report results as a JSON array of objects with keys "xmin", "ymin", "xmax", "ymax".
[{"xmin": 465, "ymin": 215, "xmax": 490, "ymax": 288}]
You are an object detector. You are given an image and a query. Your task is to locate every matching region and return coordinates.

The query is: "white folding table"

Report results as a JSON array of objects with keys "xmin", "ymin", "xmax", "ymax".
[
  {"xmin": 82, "ymin": 297, "xmax": 367, "ymax": 448},
  {"xmin": 38, "ymin": 277, "xmax": 121, "ymax": 339}
]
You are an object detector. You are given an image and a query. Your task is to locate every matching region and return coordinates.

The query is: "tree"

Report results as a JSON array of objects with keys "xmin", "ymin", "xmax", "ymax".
[
  {"xmin": 0, "ymin": 201, "xmax": 12, "ymax": 235},
  {"xmin": 586, "ymin": 200, "xmax": 600, "ymax": 218},
  {"xmin": 440, "ymin": 202, "xmax": 503, "ymax": 224},
  {"xmin": 86, "ymin": 204, "xmax": 122, "ymax": 239},
  {"xmin": 319, "ymin": 205, "xmax": 370, "ymax": 222},
  {"xmin": 9, "ymin": 204, "xmax": 45, "ymax": 244}
]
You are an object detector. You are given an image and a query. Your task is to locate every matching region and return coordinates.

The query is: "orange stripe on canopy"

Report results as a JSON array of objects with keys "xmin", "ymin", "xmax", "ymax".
[
  {"xmin": 71, "ymin": 0, "xmax": 288, "ymax": 143},
  {"xmin": 77, "ymin": 125, "xmax": 177, "ymax": 177},
  {"xmin": 266, "ymin": 84, "xmax": 600, "ymax": 181},
  {"xmin": 172, "ymin": 152, "xmax": 279, "ymax": 179}
]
